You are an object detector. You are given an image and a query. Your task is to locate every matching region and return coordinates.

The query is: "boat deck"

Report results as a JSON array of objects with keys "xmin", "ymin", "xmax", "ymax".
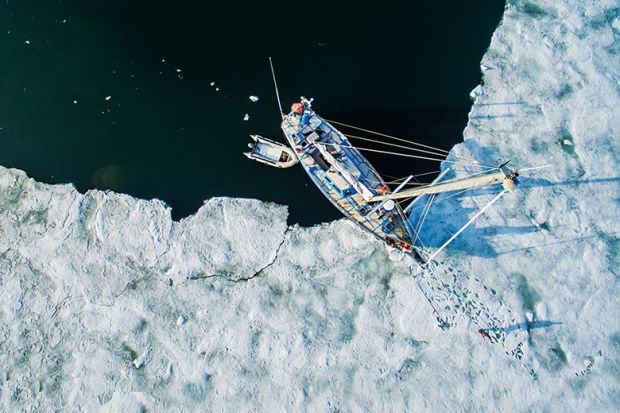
[{"xmin": 282, "ymin": 108, "xmax": 415, "ymax": 250}]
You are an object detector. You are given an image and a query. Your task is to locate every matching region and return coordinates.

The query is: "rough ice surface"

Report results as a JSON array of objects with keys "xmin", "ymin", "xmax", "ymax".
[{"xmin": 1, "ymin": 0, "xmax": 619, "ymax": 411}]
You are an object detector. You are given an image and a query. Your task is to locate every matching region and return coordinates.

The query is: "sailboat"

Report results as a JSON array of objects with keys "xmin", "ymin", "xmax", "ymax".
[
  {"xmin": 243, "ymin": 59, "xmax": 553, "ymax": 351},
  {"xmin": 245, "ymin": 59, "xmax": 522, "ymax": 267}
]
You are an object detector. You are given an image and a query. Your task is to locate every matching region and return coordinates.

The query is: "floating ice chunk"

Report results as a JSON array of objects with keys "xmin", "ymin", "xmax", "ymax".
[
  {"xmin": 73, "ymin": 100, "xmax": 78, "ymax": 104},
  {"xmin": 563, "ymin": 139, "xmax": 573, "ymax": 146},
  {"xmin": 215, "ymin": 87, "xmax": 220, "ymax": 92},
  {"xmin": 480, "ymin": 64, "xmax": 491, "ymax": 71},
  {"xmin": 62, "ymin": 19, "xmax": 67, "ymax": 24},
  {"xmin": 210, "ymin": 81, "xmax": 215, "ymax": 86},
  {"xmin": 24, "ymin": 40, "xmax": 30, "ymax": 44},
  {"xmin": 176, "ymin": 68, "xmax": 182, "ymax": 73},
  {"xmin": 243, "ymin": 113, "xmax": 249, "ymax": 121},
  {"xmin": 469, "ymin": 85, "xmax": 483, "ymax": 99},
  {"xmin": 249, "ymin": 95, "xmax": 259, "ymax": 102},
  {"xmin": 176, "ymin": 315, "xmax": 186, "ymax": 326},
  {"xmin": 105, "ymin": 96, "xmax": 111, "ymax": 101}
]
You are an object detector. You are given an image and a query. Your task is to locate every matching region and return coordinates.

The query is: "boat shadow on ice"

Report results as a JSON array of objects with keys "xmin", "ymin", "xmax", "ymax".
[
  {"xmin": 411, "ymin": 187, "xmax": 512, "ymax": 259},
  {"xmin": 412, "ymin": 162, "xmax": 620, "ymax": 259}
]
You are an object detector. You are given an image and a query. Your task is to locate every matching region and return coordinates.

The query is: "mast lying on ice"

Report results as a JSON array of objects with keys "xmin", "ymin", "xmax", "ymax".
[{"xmin": 371, "ymin": 164, "xmax": 519, "ymax": 201}]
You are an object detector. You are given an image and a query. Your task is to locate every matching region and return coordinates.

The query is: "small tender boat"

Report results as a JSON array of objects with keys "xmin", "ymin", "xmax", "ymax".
[{"xmin": 244, "ymin": 134, "xmax": 298, "ymax": 168}]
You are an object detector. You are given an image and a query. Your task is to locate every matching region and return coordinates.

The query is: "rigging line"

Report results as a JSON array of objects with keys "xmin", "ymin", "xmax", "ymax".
[
  {"xmin": 424, "ymin": 190, "xmax": 507, "ymax": 266},
  {"xmin": 315, "ymin": 141, "xmax": 494, "ymax": 169},
  {"xmin": 268, "ymin": 57, "xmax": 283, "ymax": 119},
  {"xmin": 313, "ymin": 141, "xmax": 494, "ymax": 169},
  {"xmin": 325, "ymin": 118, "xmax": 451, "ymax": 155},
  {"xmin": 385, "ymin": 180, "xmax": 428, "ymax": 186},
  {"xmin": 429, "ymin": 167, "xmax": 500, "ymax": 186},
  {"xmin": 354, "ymin": 146, "xmax": 496, "ymax": 169},
  {"xmin": 376, "ymin": 170, "xmax": 441, "ymax": 181},
  {"xmin": 413, "ymin": 194, "xmax": 435, "ymax": 246},
  {"xmin": 363, "ymin": 175, "xmax": 429, "ymax": 188},
  {"xmin": 314, "ymin": 141, "xmax": 446, "ymax": 163},
  {"xmin": 383, "ymin": 175, "xmax": 430, "ymax": 185},
  {"xmin": 344, "ymin": 132, "xmax": 491, "ymax": 167},
  {"xmin": 405, "ymin": 188, "xmax": 472, "ymax": 213},
  {"xmin": 411, "ymin": 170, "xmax": 442, "ymax": 178},
  {"xmin": 344, "ymin": 133, "xmax": 449, "ymax": 159},
  {"xmin": 519, "ymin": 164, "xmax": 553, "ymax": 172},
  {"xmin": 416, "ymin": 193, "xmax": 434, "ymax": 236}
]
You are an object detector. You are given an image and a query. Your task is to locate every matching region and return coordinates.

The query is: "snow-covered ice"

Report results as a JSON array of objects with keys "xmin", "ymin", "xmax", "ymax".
[{"xmin": 1, "ymin": 0, "xmax": 619, "ymax": 411}]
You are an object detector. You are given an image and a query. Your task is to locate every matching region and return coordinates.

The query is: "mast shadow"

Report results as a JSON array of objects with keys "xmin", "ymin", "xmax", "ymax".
[
  {"xmin": 468, "ymin": 114, "xmax": 517, "ymax": 120},
  {"xmin": 477, "ymin": 225, "xmax": 540, "ymax": 236},
  {"xmin": 490, "ymin": 320, "xmax": 562, "ymax": 335},
  {"xmin": 494, "ymin": 231, "xmax": 619, "ymax": 256},
  {"xmin": 410, "ymin": 173, "xmax": 620, "ymax": 259},
  {"xmin": 474, "ymin": 101, "xmax": 541, "ymax": 110},
  {"xmin": 520, "ymin": 176, "xmax": 620, "ymax": 188}
]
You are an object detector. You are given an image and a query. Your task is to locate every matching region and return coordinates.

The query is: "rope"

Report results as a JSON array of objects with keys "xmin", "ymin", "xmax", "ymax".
[
  {"xmin": 268, "ymin": 57, "xmax": 283, "ymax": 119},
  {"xmin": 379, "ymin": 170, "xmax": 441, "ymax": 181},
  {"xmin": 344, "ymin": 133, "xmax": 449, "ymax": 159},
  {"xmin": 404, "ymin": 188, "xmax": 472, "ymax": 213},
  {"xmin": 353, "ymin": 146, "xmax": 495, "ymax": 169},
  {"xmin": 344, "ymin": 132, "xmax": 492, "ymax": 168},
  {"xmin": 325, "ymin": 119, "xmax": 497, "ymax": 168},
  {"xmin": 314, "ymin": 141, "xmax": 493, "ymax": 169},
  {"xmin": 424, "ymin": 190, "xmax": 506, "ymax": 266},
  {"xmin": 412, "ymin": 194, "xmax": 435, "ymax": 246},
  {"xmin": 325, "ymin": 118, "xmax": 451, "ymax": 155},
  {"xmin": 384, "ymin": 180, "xmax": 428, "ymax": 186}
]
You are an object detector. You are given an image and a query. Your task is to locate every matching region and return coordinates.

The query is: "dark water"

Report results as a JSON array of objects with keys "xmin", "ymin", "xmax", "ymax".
[{"xmin": 0, "ymin": 0, "xmax": 504, "ymax": 225}]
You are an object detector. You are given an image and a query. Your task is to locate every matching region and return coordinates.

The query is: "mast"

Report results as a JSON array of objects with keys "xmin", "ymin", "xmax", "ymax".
[
  {"xmin": 371, "ymin": 167, "xmax": 518, "ymax": 201},
  {"xmin": 268, "ymin": 57, "xmax": 284, "ymax": 120}
]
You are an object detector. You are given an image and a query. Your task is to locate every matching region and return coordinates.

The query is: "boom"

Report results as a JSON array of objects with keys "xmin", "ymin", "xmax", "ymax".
[{"xmin": 372, "ymin": 167, "xmax": 518, "ymax": 201}]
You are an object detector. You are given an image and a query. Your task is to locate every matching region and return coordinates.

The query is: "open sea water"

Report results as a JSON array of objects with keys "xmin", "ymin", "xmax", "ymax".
[{"xmin": 0, "ymin": 0, "xmax": 504, "ymax": 225}]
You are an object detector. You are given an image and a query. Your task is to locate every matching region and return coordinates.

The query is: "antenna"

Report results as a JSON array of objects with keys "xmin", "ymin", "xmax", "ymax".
[{"xmin": 268, "ymin": 57, "xmax": 284, "ymax": 119}]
